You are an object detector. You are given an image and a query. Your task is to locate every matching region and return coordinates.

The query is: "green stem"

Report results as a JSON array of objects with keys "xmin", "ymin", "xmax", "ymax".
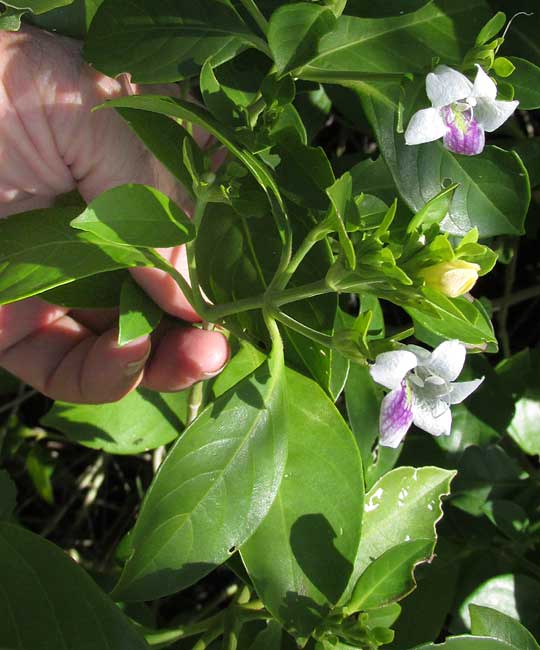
[
  {"xmin": 186, "ymin": 195, "xmax": 212, "ymax": 317},
  {"xmin": 273, "ymin": 224, "xmax": 330, "ymax": 292},
  {"xmin": 272, "ymin": 279, "xmax": 333, "ymax": 306},
  {"xmin": 268, "ymin": 307, "xmax": 333, "ymax": 349},
  {"xmin": 238, "ymin": 0, "xmax": 269, "ymax": 35},
  {"xmin": 146, "ymin": 249, "xmax": 205, "ymax": 317},
  {"xmin": 497, "ymin": 238, "xmax": 518, "ymax": 358},
  {"xmin": 145, "ymin": 613, "xmax": 224, "ymax": 647},
  {"xmin": 206, "ymin": 279, "xmax": 331, "ymax": 321},
  {"xmin": 492, "ymin": 284, "xmax": 540, "ymax": 311}
]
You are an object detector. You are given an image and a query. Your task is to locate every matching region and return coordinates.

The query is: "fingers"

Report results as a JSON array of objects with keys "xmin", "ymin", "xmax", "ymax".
[
  {"xmin": 142, "ymin": 327, "xmax": 229, "ymax": 392},
  {"xmin": 130, "ymin": 246, "xmax": 200, "ymax": 322},
  {"xmin": 0, "ymin": 306, "xmax": 151, "ymax": 403}
]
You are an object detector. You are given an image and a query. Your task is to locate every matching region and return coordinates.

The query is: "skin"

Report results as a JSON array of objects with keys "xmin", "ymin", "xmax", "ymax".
[{"xmin": 0, "ymin": 26, "xmax": 229, "ymax": 403}]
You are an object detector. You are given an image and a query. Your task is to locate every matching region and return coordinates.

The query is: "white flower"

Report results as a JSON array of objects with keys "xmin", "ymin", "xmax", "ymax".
[
  {"xmin": 404, "ymin": 64, "xmax": 519, "ymax": 156},
  {"xmin": 369, "ymin": 340, "xmax": 484, "ymax": 448}
]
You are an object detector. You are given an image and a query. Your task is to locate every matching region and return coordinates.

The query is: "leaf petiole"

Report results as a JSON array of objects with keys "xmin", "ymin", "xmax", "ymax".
[{"xmin": 238, "ymin": 0, "xmax": 269, "ymax": 36}]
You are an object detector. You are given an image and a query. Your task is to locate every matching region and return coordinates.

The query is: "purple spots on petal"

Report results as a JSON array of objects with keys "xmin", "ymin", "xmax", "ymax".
[
  {"xmin": 442, "ymin": 107, "xmax": 485, "ymax": 156},
  {"xmin": 379, "ymin": 381, "xmax": 414, "ymax": 447}
]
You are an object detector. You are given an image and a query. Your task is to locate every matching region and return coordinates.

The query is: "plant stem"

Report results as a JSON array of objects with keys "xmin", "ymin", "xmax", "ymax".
[
  {"xmin": 273, "ymin": 225, "xmax": 330, "ymax": 292},
  {"xmin": 497, "ymin": 238, "xmax": 518, "ymax": 358},
  {"xmin": 238, "ymin": 0, "xmax": 269, "ymax": 35},
  {"xmin": 269, "ymin": 307, "xmax": 333, "ymax": 349},
  {"xmin": 492, "ymin": 284, "xmax": 540, "ymax": 311},
  {"xmin": 146, "ymin": 249, "xmax": 204, "ymax": 317},
  {"xmin": 206, "ymin": 278, "xmax": 331, "ymax": 321}
]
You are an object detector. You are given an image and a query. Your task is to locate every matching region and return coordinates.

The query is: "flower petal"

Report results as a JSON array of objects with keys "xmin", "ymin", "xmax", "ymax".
[
  {"xmin": 474, "ymin": 97, "xmax": 519, "ymax": 132},
  {"xmin": 405, "ymin": 344, "xmax": 431, "ymax": 364},
  {"xmin": 470, "ymin": 64, "xmax": 497, "ymax": 101},
  {"xmin": 426, "ymin": 65, "xmax": 473, "ymax": 107},
  {"xmin": 427, "ymin": 340, "xmax": 466, "ymax": 382},
  {"xmin": 412, "ymin": 395, "xmax": 452, "ymax": 437},
  {"xmin": 404, "ymin": 107, "xmax": 447, "ymax": 145},
  {"xmin": 443, "ymin": 110, "xmax": 485, "ymax": 156},
  {"xmin": 448, "ymin": 377, "xmax": 484, "ymax": 404},
  {"xmin": 370, "ymin": 350, "xmax": 418, "ymax": 390},
  {"xmin": 379, "ymin": 382, "xmax": 414, "ymax": 448}
]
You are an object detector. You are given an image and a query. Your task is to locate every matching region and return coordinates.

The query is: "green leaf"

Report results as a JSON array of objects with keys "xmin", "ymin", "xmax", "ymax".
[
  {"xmin": 346, "ymin": 466, "xmax": 455, "ymax": 601},
  {"xmin": 507, "ymin": 57, "xmax": 540, "ymax": 109},
  {"xmin": 41, "ymin": 270, "xmax": 127, "ymax": 309},
  {"xmin": 349, "ymin": 156, "xmax": 398, "ymax": 205},
  {"xmin": 347, "ymin": 538, "xmax": 434, "ymax": 611},
  {"xmin": 273, "ymin": 130, "xmax": 335, "ymax": 210},
  {"xmin": 470, "ymin": 605, "xmax": 540, "ymax": 650},
  {"xmin": 303, "ymin": 0, "xmax": 489, "ymax": 76},
  {"xmin": 71, "ymin": 184, "xmax": 195, "ymax": 248},
  {"xmin": 390, "ymin": 541, "xmax": 460, "ymax": 650},
  {"xmin": 404, "ymin": 289, "xmax": 497, "ymax": 349},
  {"xmin": 3, "ymin": 0, "xmax": 72, "ymax": 13},
  {"xmin": 26, "ymin": 446, "xmax": 55, "ymax": 504},
  {"xmin": 268, "ymin": 3, "xmax": 336, "ymax": 75},
  {"xmin": 407, "ymin": 184, "xmax": 458, "ymax": 233},
  {"xmin": 212, "ymin": 341, "xmax": 266, "ymax": 398},
  {"xmin": 361, "ymin": 82, "xmax": 530, "ymax": 238},
  {"xmin": 0, "ymin": 471, "xmax": 16, "ymax": 520},
  {"xmin": 458, "ymin": 574, "xmax": 540, "ymax": 637},
  {"xmin": 326, "ymin": 173, "xmax": 356, "ymax": 268},
  {"xmin": 241, "ymin": 369, "xmax": 363, "ymax": 640},
  {"xmin": 99, "ymin": 96, "xmax": 288, "ymax": 241},
  {"xmin": 42, "ymin": 388, "xmax": 187, "ymax": 455},
  {"xmin": 513, "ymin": 138, "xmax": 540, "ymax": 188},
  {"xmin": 483, "ymin": 500, "xmax": 529, "ymax": 540},
  {"xmin": 118, "ymin": 277, "xmax": 163, "ymax": 346},
  {"xmin": 213, "ymin": 49, "xmax": 272, "ymax": 109},
  {"xmin": 112, "ymin": 350, "xmax": 287, "ymax": 601},
  {"xmin": 508, "ymin": 397, "xmax": 540, "ymax": 456},
  {"xmin": 196, "ymin": 202, "xmax": 339, "ymax": 395},
  {"xmin": 344, "ymin": 0, "xmax": 432, "ymax": 18},
  {"xmin": 345, "ymin": 363, "xmax": 383, "ymax": 471},
  {"xmin": 116, "ymin": 107, "xmax": 200, "ymax": 196},
  {"xmin": 0, "ymin": 522, "xmax": 148, "ymax": 649},
  {"xmin": 246, "ymin": 620, "xmax": 282, "ymax": 650},
  {"xmin": 492, "ymin": 56, "xmax": 515, "ymax": 78},
  {"xmin": 25, "ymin": 0, "xmax": 103, "ymax": 38},
  {"xmin": 451, "ymin": 445, "xmax": 522, "ymax": 516},
  {"xmin": 0, "ymin": 7, "xmax": 25, "ymax": 29},
  {"xmin": 201, "ymin": 59, "xmax": 246, "ymax": 127},
  {"xmin": 476, "ymin": 11, "xmax": 506, "ymax": 45},
  {"xmin": 83, "ymin": 0, "xmax": 255, "ymax": 82},
  {"xmin": 411, "ymin": 636, "xmax": 520, "ymax": 649},
  {"xmin": 0, "ymin": 207, "xmax": 151, "ymax": 305}
]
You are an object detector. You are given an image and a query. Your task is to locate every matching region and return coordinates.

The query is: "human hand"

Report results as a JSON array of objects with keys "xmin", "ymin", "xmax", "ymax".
[{"xmin": 0, "ymin": 26, "xmax": 228, "ymax": 403}]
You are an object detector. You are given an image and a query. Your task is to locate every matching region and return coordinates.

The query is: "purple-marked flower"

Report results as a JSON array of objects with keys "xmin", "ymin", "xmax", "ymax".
[
  {"xmin": 369, "ymin": 340, "xmax": 484, "ymax": 448},
  {"xmin": 404, "ymin": 64, "xmax": 518, "ymax": 156}
]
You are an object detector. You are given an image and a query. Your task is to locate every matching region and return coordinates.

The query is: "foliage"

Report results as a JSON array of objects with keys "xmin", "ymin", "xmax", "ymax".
[{"xmin": 1, "ymin": 2, "xmax": 540, "ymax": 649}]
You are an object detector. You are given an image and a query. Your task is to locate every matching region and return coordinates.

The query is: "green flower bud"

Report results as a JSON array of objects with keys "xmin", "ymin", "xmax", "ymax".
[{"xmin": 419, "ymin": 260, "xmax": 480, "ymax": 297}]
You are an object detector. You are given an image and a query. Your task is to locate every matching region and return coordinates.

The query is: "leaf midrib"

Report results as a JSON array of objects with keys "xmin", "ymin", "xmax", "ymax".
[
  {"xmin": 309, "ymin": 0, "xmax": 482, "ymax": 66},
  {"xmin": 124, "ymin": 363, "xmax": 282, "ymax": 588}
]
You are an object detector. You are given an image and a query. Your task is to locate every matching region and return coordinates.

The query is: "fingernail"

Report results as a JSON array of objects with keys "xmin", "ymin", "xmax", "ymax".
[
  {"xmin": 201, "ymin": 359, "xmax": 228, "ymax": 380},
  {"xmin": 123, "ymin": 346, "xmax": 151, "ymax": 377},
  {"xmin": 124, "ymin": 358, "xmax": 148, "ymax": 376},
  {"xmin": 116, "ymin": 335, "xmax": 149, "ymax": 349}
]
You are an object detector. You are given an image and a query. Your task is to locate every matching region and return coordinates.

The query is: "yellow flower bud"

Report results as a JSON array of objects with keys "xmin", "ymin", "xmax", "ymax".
[{"xmin": 419, "ymin": 260, "xmax": 480, "ymax": 298}]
